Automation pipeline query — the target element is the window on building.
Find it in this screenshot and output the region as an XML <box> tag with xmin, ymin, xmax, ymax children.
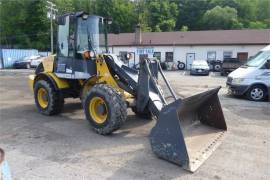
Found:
<box><xmin>223</xmin><ymin>51</ymin><xmax>232</xmax><ymax>60</ymax></box>
<box><xmin>153</xmin><ymin>52</ymin><xmax>161</xmax><ymax>60</ymax></box>
<box><xmin>207</xmin><ymin>51</ymin><xmax>216</xmax><ymax>61</ymax></box>
<box><xmin>165</xmin><ymin>52</ymin><xmax>173</xmax><ymax>62</ymax></box>
<box><xmin>237</xmin><ymin>52</ymin><xmax>248</xmax><ymax>62</ymax></box>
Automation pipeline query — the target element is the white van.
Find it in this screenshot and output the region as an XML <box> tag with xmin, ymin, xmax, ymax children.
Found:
<box><xmin>226</xmin><ymin>45</ymin><xmax>270</xmax><ymax>101</ymax></box>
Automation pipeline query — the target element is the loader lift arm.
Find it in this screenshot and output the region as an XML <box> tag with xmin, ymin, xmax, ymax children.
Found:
<box><xmin>104</xmin><ymin>55</ymin><xmax>227</xmax><ymax>172</ymax></box>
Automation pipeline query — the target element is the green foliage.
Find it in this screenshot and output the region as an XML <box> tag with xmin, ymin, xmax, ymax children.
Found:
<box><xmin>0</xmin><ymin>0</ymin><xmax>49</xmax><ymax>49</ymax></box>
<box><xmin>177</xmin><ymin>0</ymin><xmax>209</xmax><ymax>30</ymax></box>
<box><xmin>147</xmin><ymin>0</ymin><xmax>178</xmax><ymax>32</ymax></box>
<box><xmin>180</xmin><ymin>26</ymin><xmax>189</xmax><ymax>32</ymax></box>
<box><xmin>202</xmin><ymin>6</ymin><xmax>239</xmax><ymax>30</ymax></box>
<box><xmin>0</xmin><ymin>0</ymin><xmax>269</xmax><ymax>49</ymax></box>
<box><xmin>249</xmin><ymin>21</ymin><xmax>268</xmax><ymax>29</ymax></box>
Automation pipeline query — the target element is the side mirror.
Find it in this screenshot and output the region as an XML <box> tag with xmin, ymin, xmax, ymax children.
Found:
<box><xmin>265</xmin><ymin>59</ymin><xmax>270</xmax><ymax>69</ymax></box>
<box><xmin>105</xmin><ymin>17</ymin><xmax>113</xmax><ymax>25</ymax></box>
<box><xmin>125</xmin><ymin>53</ymin><xmax>132</xmax><ymax>60</ymax></box>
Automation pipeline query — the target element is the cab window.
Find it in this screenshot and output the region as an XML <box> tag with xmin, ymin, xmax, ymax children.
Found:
<box><xmin>58</xmin><ymin>16</ymin><xmax>69</xmax><ymax>57</ymax></box>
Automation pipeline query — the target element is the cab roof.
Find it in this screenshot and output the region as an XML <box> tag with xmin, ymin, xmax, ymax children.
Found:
<box><xmin>56</xmin><ymin>12</ymin><xmax>102</xmax><ymax>25</ymax></box>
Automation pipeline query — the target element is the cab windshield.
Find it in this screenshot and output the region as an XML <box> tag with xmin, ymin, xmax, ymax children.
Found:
<box><xmin>245</xmin><ymin>50</ymin><xmax>270</xmax><ymax>67</ymax></box>
<box><xmin>76</xmin><ymin>16</ymin><xmax>106</xmax><ymax>54</ymax></box>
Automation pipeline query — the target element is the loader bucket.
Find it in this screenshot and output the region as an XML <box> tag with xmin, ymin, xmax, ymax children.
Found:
<box><xmin>150</xmin><ymin>87</ymin><xmax>227</xmax><ymax>172</ymax></box>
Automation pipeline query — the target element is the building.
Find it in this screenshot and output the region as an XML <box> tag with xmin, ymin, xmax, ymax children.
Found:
<box><xmin>108</xmin><ymin>29</ymin><xmax>270</xmax><ymax>70</ymax></box>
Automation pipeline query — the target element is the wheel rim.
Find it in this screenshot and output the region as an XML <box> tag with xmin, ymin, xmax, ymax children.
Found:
<box><xmin>37</xmin><ymin>87</ymin><xmax>48</xmax><ymax>108</ymax></box>
<box><xmin>89</xmin><ymin>97</ymin><xmax>108</xmax><ymax>124</ymax></box>
<box><xmin>215</xmin><ymin>64</ymin><xmax>221</xmax><ymax>70</ymax></box>
<box><xmin>250</xmin><ymin>88</ymin><xmax>264</xmax><ymax>100</ymax></box>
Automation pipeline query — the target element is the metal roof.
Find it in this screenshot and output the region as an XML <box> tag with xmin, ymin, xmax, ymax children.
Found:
<box><xmin>108</xmin><ymin>29</ymin><xmax>270</xmax><ymax>46</ymax></box>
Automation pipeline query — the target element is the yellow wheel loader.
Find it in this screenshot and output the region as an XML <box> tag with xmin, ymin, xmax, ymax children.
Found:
<box><xmin>28</xmin><ymin>12</ymin><xmax>227</xmax><ymax>172</ymax></box>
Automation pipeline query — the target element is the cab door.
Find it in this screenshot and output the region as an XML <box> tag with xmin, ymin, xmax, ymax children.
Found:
<box><xmin>55</xmin><ymin>16</ymin><xmax>75</xmax><ymax>78</ymax></box>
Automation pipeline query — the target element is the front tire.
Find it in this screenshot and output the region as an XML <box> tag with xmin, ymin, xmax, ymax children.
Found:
<box><xmin>34</xmin><ymin>80</ymin><xmax>64</xmax><ymax>115</ymax></box>
<box><xmin>246</xmin><ymin>85</ymin><xmax>267</xmax><ymax>101</ymax></box>
<box><xmin>84</xmin><ymin>84</ymin><xmax>127</xmax><ymax>135</ymax></box>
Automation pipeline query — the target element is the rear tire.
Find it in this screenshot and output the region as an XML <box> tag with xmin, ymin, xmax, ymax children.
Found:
<box><xmin>34</xmin><ymin>80</ymin><xmax>64</xmax><ymax>115</ymax></box>
<box><xmin>246</xmin><ymin>85</ymin><xmax>267</xmax><ymax>101</ymax></box>
<box><xmin>84</xmin><ymin>84</ymin><xmax>127</xmax><ymax>135</ymax></box>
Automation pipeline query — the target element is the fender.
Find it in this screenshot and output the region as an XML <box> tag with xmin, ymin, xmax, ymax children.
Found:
<box><xmin>29</xmin><ymin>72</ymin><xmax>70</xmax><ymax>92</ymax></box>
<box><xmin>42</xmin><ymin>55</ymin><xmax>55</xmax><ymax>73</ymax></box>
<box><xmin>244</xmin><ymin>82</ymin><xmax>269</xmax><ymax>95</ymax></box>
<box><xmin>81</xmin><ymin>75</ymin><xmax>99</xmax><ymax>99</ymax></box>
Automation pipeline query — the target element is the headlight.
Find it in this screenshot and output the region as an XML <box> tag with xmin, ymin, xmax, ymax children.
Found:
<box><xmin>232</xmin><ymin>78</ymin><xmax>245</xmax><ymax>84</ymax></box>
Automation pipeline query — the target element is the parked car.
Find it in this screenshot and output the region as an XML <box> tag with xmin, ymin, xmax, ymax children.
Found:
<box><xmin>190</xmin><ymin>60</ymin><xmax>210</xmax><ymax>75</ymax></box>
<box><xmin>221</xmin><ymin>58</ymin><xmax>243</xmax><ymax>76</ymax></box>
<box><xmin>13</xmin><ymin>55</ymin><xmax>42</xmax><ymax>69</ymax></box>
<box><xmin>30</xmin><ymin>56</ymin><xmax>45</xmax><ymax>68</ymax></box>
<box><xmin>226</xmin><ymin>45</ymin><xmax>270</xmax><ymax>101</ymax></box>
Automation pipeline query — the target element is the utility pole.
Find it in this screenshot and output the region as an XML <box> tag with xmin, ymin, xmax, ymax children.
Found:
<box><xmin>46</xmin><ymin>1</ymin><xmax>58</xmax><ymax>54</ymax></box>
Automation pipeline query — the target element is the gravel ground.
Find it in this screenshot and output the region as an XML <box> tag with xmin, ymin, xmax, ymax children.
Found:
<box><xmin>0</xmin><ymin>69</ymin><xmax>269</xmax><ymax>180</ymax></box>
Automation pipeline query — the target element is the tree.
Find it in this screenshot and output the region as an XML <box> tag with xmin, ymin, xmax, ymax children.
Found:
<box><xmin>91</xmin><ymin>0</ymin><xmax>137</xmax><ymax>33</ymax></box>
<box><xmin>0</xmin><ymin>0</ymin><xmax>269</xmax><ymax>49</ymax></box>
<box><xmin>180</xmin><ymin>25</ymin><xmax>189</xmax><ymax>31</ymax></box>
<box><xmin>201</xmin><ymin>6</ymin><xmax>240</xmax><ymax>30</ymax></box>
<box><xmin>147</xmin><ymin>0</ymin><xmax>178</xmax><ymax>32</ymax></box>
<box><xmin>248</xmin><ymin>21</ymin><xmax>267</xmax><ymax>29</ymax></box>
<box><xmin>24</xmin><ymin>0</ymin><xmax>49</xmax><ymax>50</ymax></box>
<box><xmin>177</xmin><ymin>0</ymin><xmax>209</xmax><ymax>30</ymax></box>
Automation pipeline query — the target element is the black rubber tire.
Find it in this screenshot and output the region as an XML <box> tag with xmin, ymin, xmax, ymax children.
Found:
<box><xmin>246</xmin><ymin>85</ymin><xmax>267</xmax><ymax>101</ymax></box>
<box><xmin>131</xmin><ymin>106</ymin><xmax>152</xmax><ymax>119</ymax></box>
<box><xmin>213</xmin><ymin>62</ymin><xmax>222</xmax><ymax>72</ymax></box>
<box><xmin>177</xmin><ymin>61</ymin><xmax>186</xmax><ymax>70</ymax></box>
<box><xmin>35</xmin><ymin>63</ymin><xmax>44</xmax><ymax>75</ymax></box>
<box><xmin>84</xmin><ymin>84</ymin><xmax>127</xmax><ymax>135</ymax></box>
<box><xmin>34</xmin><ymin>80</ymin><xmax>64</xmax><ymax>115</ymax></box>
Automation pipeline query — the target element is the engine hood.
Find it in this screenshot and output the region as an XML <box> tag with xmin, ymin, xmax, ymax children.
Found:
<box><xmin>228</xmin><ymin>66</ymin><xmax>257</xmax><ymax>79</ymax></box>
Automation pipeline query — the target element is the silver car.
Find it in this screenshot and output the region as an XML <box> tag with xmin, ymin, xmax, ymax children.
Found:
<box><xmin>190</xmin><ymin>60</ymin><xmax>210</xmax><ymax>75</ymax></box>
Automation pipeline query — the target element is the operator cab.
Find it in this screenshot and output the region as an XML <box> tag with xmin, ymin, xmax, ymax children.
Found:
<box><xmin>55</xmin><ymin>12</ymin><xmax>108</xmax><ymax>79</ymax></box>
